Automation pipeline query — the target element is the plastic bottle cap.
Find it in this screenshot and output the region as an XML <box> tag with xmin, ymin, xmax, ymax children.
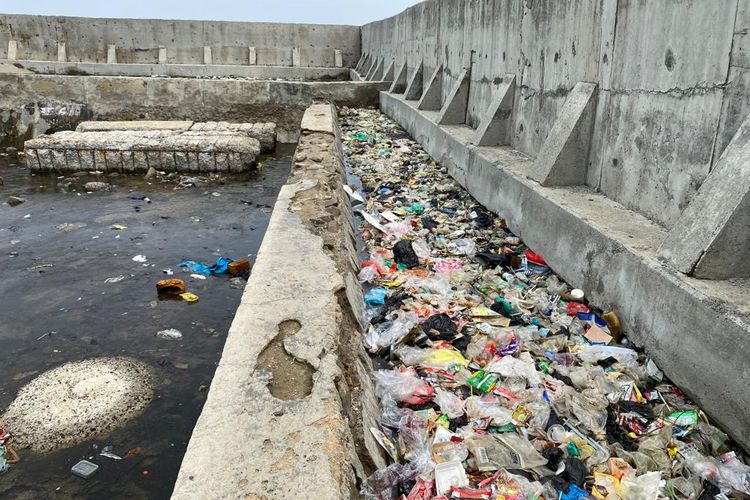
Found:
<box><xmin>570</xmin><ymin>289</ymin><xmax>585</xmax><ymax>301</ymax></box>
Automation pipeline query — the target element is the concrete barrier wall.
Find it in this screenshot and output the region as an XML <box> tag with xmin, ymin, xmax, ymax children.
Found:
<box><xmin>0</xmin><ymin>14</ymin><xmax>360</xmax><ymax>67</ymax></box>
<box><xmin>172</xmin><ymin>104</ymin><xmax>384</xmax><ymax>499</ymax></box>
<box><xmin>0</xmin><ymin>74</ymin><xmax>389</xmax><ymax>147</ymax></box>
<box><xmin>361</xmin><ymin>0</ymin><xmax>750</xmax><ymax>229</ymax></box>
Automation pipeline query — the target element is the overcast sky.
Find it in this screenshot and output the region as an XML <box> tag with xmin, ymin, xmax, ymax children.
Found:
<box><xmin>0</xmin><ymin>0</ymin><xmax>421</xmax><ymax>26</ymax></box>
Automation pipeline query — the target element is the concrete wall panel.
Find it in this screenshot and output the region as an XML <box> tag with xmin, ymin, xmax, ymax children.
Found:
<box><xmin>0</xmin><ymin>15</ymin><xmax>361</xmax><ymax>67</ymax></box>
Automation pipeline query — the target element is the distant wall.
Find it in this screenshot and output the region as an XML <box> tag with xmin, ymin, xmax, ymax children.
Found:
<box><xmin>0</xmin><ymin>74</ymin><xmax>388</xmax><ymax>147</ymax></box>
<box><xmin>0</xmin><ymin>14</ymin><xmax>360</xmax><ymax>67</ymax></box>
<box><xmin>362</xmin><ymin>0</ymin><xmax>750</xmax><ymax>229</ymax></box>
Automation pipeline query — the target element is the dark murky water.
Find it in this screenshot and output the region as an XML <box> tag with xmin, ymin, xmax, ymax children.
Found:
<box><xmin>0</xmin><ymin>145</ymin><xmax>293</xmax><ymax>499</ymax></box>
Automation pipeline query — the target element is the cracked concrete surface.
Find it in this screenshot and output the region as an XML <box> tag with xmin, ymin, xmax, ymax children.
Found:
<box><xmin>171</xmin><ymin>104</ymin><xmax>384</xmax><ymax>499</ymax></box>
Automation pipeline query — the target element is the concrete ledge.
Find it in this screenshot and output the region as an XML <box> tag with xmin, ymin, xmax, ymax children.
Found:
<box><xmin>172</xmin><ymin>103</ymin><xmax>384</xmax><ymax>498</ymax></box>
<box><xmin>2</xmin><ymin>59</ymin><xmax>352</xmax><ymax>81</ymax></box>
<box><xmin>380</xmin><ymin>91</ymin><xmax>750</xmax><ymax>453</ymax></box>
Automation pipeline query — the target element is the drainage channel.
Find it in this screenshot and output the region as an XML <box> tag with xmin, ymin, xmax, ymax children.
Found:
<box><xmin>339</xmin><ymin>107</ymin><xmax>750</xmax><ymax>498</ymax></box>
<box><xmin>0</xmin><ymin>145</ymin><xmax>292</xmax><ymax>498</ymax></box>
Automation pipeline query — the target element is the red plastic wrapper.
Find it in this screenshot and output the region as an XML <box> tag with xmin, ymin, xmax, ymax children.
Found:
<box><xmin>405</xmin><ymin>477</ymin><xmax>434</xmax><ymax>500</ymax></box>
<box><xmin>402</xmin><ymin>378</ymin><xmax>435</xmax><ymax>405</ymax></box>
<box><xmin>449</xmin><ymin>486</ymin><xmax>492</xmax><ymax>499</ymax></box>
<box><xmin>524</xmin><ymin>249</ymin><xmax>547</xmax><ymax>266</ymax></box>
<box><xmin>566</xmin><ymin>301</ymin><xmax>590</xmax><ymax>316</ymax></box>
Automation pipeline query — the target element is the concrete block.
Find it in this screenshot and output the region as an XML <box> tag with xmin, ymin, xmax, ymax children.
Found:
<box><xmin>292</xmin><ymin>47</ymin><xmax>301</xmax><ymax>67</ymax></box>
<box><xmin>382</xmin><ymin>60</ymin><xmax>395</xmax><ymax>82</ymax></box>
<box><xmin>122</xmin><ymin>151</ymin><xmax>135</xmax><ymax>173</ymax></box>
<box><xmin>404</xmin><ymin>62</ymin><xmax>424</xmax><ymax>101</ymax></box>
<box><xmin>248</xmin><ymin>47</ymin><xmax>257</xmax><ymax>65</ymax></box>
<box><xmin>107</xmin><ymin>44</ymin><xmax>117</xmax><ymax>64</ymax></box>
<box><xmin>198</xmin><ymin>152</ymin><xmax>214</xmax><ymax>172</ymax></box>
<box><xmin>334</xmin><ymin>49</ymin><xmax>343</xmax><ymax>68</ymax></box>
<box><xmin>472</xmin><ymin>74</ymin><xmax>516</xmax><ymax>147</ymax></box>
<box><xmin>78</xmin><ymin>150</ymin><xmax>95</xmax><ymax>171</ymax></box>
<box><xmin>25</xmin><ymin>150</ymin><xmax>41</xmax><ymax>171</ymax></box>
<box><xmin>133</xmin><ymin>151</ymin><xmax>148</xmax><ymax>173</ymax></box>
<box><xmin>64</xmin><ymin>150</ymin><xmax>80</xmax><ymax>171</ymax></box>
<box><xmin>146</xmin><ymin>151</ymin><xmax>161</xmax><ymax>170</ymax></box>
<box><xmin>389</xmin><ymin>62</ymin><xmax>408</xmax><ymax>94</ymax></box>
<box><xmin>417</xmin><ymin>64</ymin><xmax>443</xmax><ymax>111</ymax></box>
<box><xmin>93</xmin><ymin>150</ymin><xmax>107</xmax><ymax>171</ymax></box>
<box><xmin>158</xmin><ymin>46</ymin><xmax>167</xmax><ymax>65</ymax></box>
<box><xmin>529</xmin><ymin>82</ymin><xmax>598</xmax><ymax>186</ymax></box>
<box><xmin>57</xmin><ymin>42</ymin><xmax>66</xmax><ymax>63</ymax></box>
<box><xmin>658</xmin><ymin>113</ymin><xmax>750</xmax><ymax>279</ymax></box>
<box><xmin>161</xmin><ymin>151</ymin><xmax>177</xmax><ymax>172</ymax></box>
<box><xmin>7</xmin><ymin>41</ymin><xmax>17</xmax><ymax>61</ymax></box>
<box><xmin>437</xmin><ymin>68</ymin><xmax>471</xmax><ymax>125</ymax></box>
<box><xmin>215</xmin><ymin>152</ymin><xmax>229</xmax><ymax>172</ymax></box>
<box><xmin>51</xmin><ymin>150</ymin><xmax>68</xmax><ymax>172</ymax></box>
<box><xmin>174</xmin><ymin>151</ymin><xmax>189</xmax><ymax>173</ymax></box>
<box><xmin>203</xmin><ymin>46</ymin><xmax>212</xmax><ymax>65</ymax></box>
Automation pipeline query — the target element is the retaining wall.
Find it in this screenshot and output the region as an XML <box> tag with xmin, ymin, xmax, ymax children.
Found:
<box><xmin>0</xmin><ymin>14</ymin><xmax>360</xmax><ymax>68</ymax></box>
<box><xmin>361</xmin><ymin>0</ymin><xmax>750</xmax><ymax>230</ymax></box>
<box><xmin>0</xmin><ymin>74</ymin><xmax>389</xmax><ymax>147</ymax></box>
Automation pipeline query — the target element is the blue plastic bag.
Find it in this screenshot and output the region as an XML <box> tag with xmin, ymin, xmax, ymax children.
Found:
<box><xmin>365</xmin><ymin>287</ymin><xmax>387</xmax><ymax>306</ymax></box>
<box><xmin>179</xmin><ymin>257</ymin><xmax>234</xmax><ymax>276</ymax></box>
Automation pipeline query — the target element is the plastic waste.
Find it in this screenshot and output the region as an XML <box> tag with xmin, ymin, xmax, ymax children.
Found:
<box><xmin>364</xmin><ymin>311</ymin><xmax>419</xmax><ymax>352</ymax></box>
<box><xmin>156</xmin><ymin>328</ymin><xmax>183</xmax><ymax>340</ymax></box>
<box><xmin>179</xmin><ymin>257</ymin><xmax>234</xmax><ymax>276</ymax></box>
<box><xmin>340</xmin><ymin>107</ymin><xmax>750</xmax><ymax>499</ymax></box>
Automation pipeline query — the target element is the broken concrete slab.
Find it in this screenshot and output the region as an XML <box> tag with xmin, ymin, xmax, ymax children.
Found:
<box><xmin>76</xmin><ymin>121</ymin><xmax>193</xmax><ymax>133</ymax></box>
<box><xmin>529</xmin><ymin>82</ymin><xmax>598</xmax><ymax>186</ymax></box>
<box><xmin>472</xmin><ymin>74</ymin><xmax>516</xmax><ymax>147</ymax></box>
<box><xmin>24</xmin><ymin>129</ymin><xmax>261</xmax><ymax>173</ymax></box>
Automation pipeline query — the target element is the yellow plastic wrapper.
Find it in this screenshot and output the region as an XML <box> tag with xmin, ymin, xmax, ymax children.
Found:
<box><xmin>180</xmin><ymin>292</ymin><xmax>199</xmax><ymax>303</ymax></box>
<box><xmin>423</xmin><ymin>349</ymin><xmax>468</xmax><ymax>369</ymax></box>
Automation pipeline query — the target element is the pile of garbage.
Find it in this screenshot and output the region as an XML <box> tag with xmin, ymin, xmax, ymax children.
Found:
<box><xmin>339</xmin><ymin>108</ymin><xmax>750</xmax><ymax>499</ymax></box>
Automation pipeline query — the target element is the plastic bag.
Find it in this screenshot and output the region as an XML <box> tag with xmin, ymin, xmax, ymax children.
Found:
<box><xmin>393</xmin><ymin>240</ymin><xmax>420</xmax><ymax>268</ymax></box>
<box><xmin>464</xmin><ymin>395</ymin><xmax>513</xmax><ymax>425</ymax></box>
<box><xmin>373</xmin><ymin>369</ymin><xmax>434</xmax><ymax>405</ymax></box>
<box><xmin>412</xmin><ymin>240</ymin><xmax>431</xmax><ymax>261</ymax></box>
<box><xmin>365</xmin><ymin>287</ymin><xmax>388</xmax><ymax>305</ymax></box>
<box><xmin>421</xmin><ymin>313</ymin><xmax>457</xmax><ymax>340</ymax></box>
<box><xmin>365</xmin><ymin>311</ymin><xmax>419</xmax><ymax>352</ymax></box>
<box><xmin>620</xmin><ymin>471</ymin><xmax>662</xmax><ymax>500</ymax></box>
<box><xmin>434</xmin><ymin>388</ymin><xmax>465</xmax><ymax>418</ymax></box>
<box><xmin>452</xmin><ymin>238</ymin><xmax>476</xmax><ymax>256</ymax></box>
<box><xmin>484</xmin><ymin>352</ymin><xmax>542</xmax><ymax>386</ymax></box>
<box><xmin>398</xmin><ymin>413</ymin><xmax>434</xmax><ymax>474</ymax></box>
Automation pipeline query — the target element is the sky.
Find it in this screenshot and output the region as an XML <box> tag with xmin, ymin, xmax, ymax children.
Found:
<box><xmin>0</xmin><ymin>0</ymin><xmax>422</xmax><ymax>26</ymax></box>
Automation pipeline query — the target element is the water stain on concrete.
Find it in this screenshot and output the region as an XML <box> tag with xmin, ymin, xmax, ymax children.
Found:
<box><xmin>256</xmin><ymin>320</ymin><xmax>314</xmax><ymax>400</ymax></box>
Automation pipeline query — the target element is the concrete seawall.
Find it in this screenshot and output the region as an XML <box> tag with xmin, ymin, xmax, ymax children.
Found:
<box><xmin>171</xmin><ymin>104</ymin><xmax>384</xmax><ymax>499</ymax></box>
<box><xmin>361</xmin><ymin>0</ymin><xmax>750</xmax><ymax>231</ymax></box>
<box><xmin>0</xmin><ymin>14</ymin><xmax>360</xmax><ymax>68</ymax></box>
